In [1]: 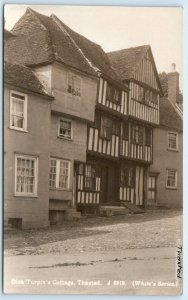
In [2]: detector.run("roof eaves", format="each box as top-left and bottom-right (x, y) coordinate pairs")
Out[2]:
(147, 47), (163, 95)
(4, 80), (54, 100)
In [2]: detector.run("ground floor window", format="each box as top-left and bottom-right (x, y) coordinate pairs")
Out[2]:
(15, 154), (38, 196)
(166, 169), (177, 189)
(84, 164), (96, 190)
(49, 158), (70, 189)
(120, 166), (135, 188)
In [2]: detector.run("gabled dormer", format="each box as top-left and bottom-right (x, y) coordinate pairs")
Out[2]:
(107, 45), (162, 125)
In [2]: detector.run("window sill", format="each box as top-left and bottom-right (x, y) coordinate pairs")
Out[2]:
(67, 92), (81, 98)
(57, 135), (73, 141)
(9, 127), (28, 133)
(14, 194), (38, 198)
(99, 135), (111, 141)
(166, 187), (177, 190)
(132, 143), (143, 146)
(49, 188), (72, 191)
(167, 148), (179, 152)
(106, 98), (121, 105)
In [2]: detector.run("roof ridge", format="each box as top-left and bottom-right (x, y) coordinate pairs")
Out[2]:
(50, 14), (100, 75)
(50, 13), (102, 49)
(107, 45), (150, 55)
(26, 8), (56, 61)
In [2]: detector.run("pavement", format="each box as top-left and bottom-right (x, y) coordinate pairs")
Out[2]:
(3, 208), (183, 295)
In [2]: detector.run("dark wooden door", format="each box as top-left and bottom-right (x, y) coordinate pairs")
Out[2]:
(100, 165), (108, 203)
(147, 175), (157, 204)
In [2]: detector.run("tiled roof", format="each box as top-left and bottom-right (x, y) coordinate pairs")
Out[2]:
(5, 8), (121, 83)
(159, 97), (183, 131)
(4, 61), (52, 97)
(107, 45), (150, 80)
(4, 29), (15, 39)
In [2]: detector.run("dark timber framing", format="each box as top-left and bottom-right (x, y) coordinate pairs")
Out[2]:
(76, 47), (161, 212)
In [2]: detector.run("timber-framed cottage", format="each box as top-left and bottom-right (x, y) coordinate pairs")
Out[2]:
(78, 46), (162, 213)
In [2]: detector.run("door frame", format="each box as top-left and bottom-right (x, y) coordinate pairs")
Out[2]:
(100, 163), (109, 204)
(147, 172), (159, 205)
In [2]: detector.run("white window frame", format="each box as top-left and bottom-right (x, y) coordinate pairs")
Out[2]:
(58, 118), (73, 140)
(167, 131), (178, 151)
(166, 169), (177, 189)
(49, 158), (71, 190)
(15, 154), (38, 197)
(10, 90), (28, 131)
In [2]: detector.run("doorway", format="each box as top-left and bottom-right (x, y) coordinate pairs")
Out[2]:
(147, 175), (157, 205)
(100, 165), (109, 203)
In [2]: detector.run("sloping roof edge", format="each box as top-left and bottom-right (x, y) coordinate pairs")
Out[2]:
(4, 61), (53, 99)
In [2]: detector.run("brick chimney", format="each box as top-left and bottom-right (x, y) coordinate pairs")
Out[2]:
(167, 63), (179, 104)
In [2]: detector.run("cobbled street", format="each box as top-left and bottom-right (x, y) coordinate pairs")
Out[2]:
(4, 208), (183, 295)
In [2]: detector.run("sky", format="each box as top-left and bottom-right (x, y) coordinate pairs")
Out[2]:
(4, 5), (183, 89)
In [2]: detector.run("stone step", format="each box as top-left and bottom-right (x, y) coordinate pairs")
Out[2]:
(4, 224), (18, 234)
(99, 205), (129, 217)
(120, 201), (145, 214)
(66, 209), (82, 220)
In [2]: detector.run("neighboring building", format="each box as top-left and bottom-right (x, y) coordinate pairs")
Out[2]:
(148, 68), (183, 208)
(4, 61), (53, 228)
(4, 8), (99, 225)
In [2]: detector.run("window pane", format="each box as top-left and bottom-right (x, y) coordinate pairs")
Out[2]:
(16, 156), (36, 194)
(11, 94), (25, 129)
(67, 74), (81, 96)
(123, 123), (129, 140)
(85, 164), (95, 189)
(168, 133), (177, 149)
(59, 161), (69, 189)
(146, 128), (152, 145)
(59, 120), (72, 139)
(166, 169), (177, 187)
(101, 116), (112, 139)
(49, 159), (57, 188)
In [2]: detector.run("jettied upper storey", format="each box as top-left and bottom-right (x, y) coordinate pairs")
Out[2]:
(108, 46), (163, 125)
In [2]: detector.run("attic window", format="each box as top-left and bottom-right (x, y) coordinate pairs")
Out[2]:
(67, 74), (81, 96)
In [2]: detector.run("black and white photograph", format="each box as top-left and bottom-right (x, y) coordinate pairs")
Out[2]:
(3, 4), (183, 295)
